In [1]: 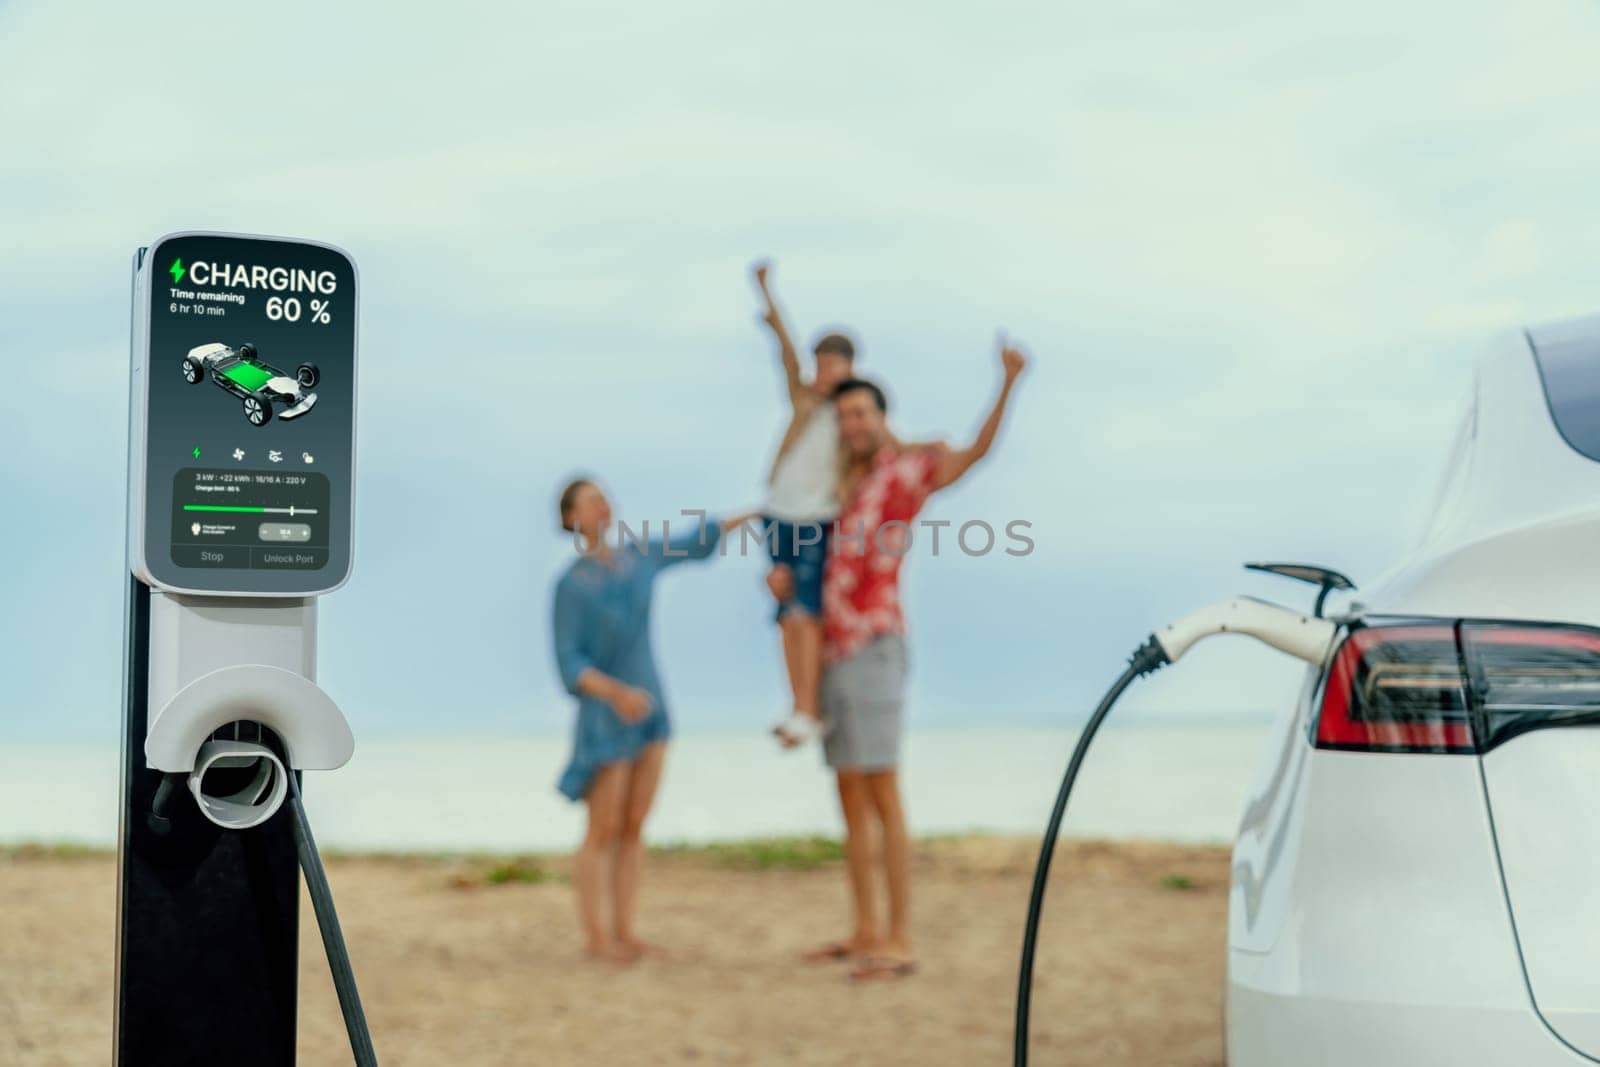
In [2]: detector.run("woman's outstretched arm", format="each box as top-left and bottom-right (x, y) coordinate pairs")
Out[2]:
(651, 511), (761, 567)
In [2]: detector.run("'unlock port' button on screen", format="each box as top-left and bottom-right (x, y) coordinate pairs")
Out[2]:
(257, 549), (329, 569)
(170, 467), (331, 571)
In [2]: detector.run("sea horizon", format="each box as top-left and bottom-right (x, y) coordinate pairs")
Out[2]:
(0, 719), (1277, 853)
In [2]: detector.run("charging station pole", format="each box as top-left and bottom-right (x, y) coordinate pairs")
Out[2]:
(117, 232), (360, 1065)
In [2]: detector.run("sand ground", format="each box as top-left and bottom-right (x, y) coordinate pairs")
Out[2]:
(0, 837), (1228, 1065)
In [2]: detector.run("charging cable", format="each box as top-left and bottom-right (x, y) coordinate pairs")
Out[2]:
(1013, 636), (1168, 1065)
(1013, 597), (1337, 1066)
(288, 771), (380, 1067)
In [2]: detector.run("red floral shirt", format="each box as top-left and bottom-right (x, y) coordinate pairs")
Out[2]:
(823, 445), (940, 663)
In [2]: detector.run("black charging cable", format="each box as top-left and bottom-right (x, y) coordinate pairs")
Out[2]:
(1014, 635), (1169, 1067)
(288, 771), (380, 1067)
(147, 771), (186, 835)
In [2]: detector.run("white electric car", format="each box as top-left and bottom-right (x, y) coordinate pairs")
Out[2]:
(1227, 315), (1600, 1064)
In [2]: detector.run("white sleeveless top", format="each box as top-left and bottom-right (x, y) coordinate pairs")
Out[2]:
(764, 404), (839, 521)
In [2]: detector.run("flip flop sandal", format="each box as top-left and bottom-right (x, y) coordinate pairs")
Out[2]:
(850, 956), (918, 980)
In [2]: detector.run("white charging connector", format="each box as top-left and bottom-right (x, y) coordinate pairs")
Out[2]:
(1154, 595), (1337, 666)
(1015, 591), (1343, 1066)
(188, 740), (289, 831)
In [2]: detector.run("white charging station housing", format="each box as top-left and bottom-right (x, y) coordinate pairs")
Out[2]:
(143, 593), (353, 774)
(125, 231), (359, 823)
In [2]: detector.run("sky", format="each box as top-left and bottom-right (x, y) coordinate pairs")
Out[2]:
(4, 0), (1600, 744)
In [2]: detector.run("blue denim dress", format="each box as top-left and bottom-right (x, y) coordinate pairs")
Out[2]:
(551, 518), (721, 800)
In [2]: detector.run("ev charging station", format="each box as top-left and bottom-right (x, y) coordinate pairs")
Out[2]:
(118, 232), (373, 1065)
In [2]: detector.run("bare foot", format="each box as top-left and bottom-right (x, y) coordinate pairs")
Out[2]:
(616, 938), (668, 961)
(585, 942), (634, 964)
(801, 937), (877, 963)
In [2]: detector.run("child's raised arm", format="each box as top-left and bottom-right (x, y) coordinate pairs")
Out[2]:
(753, 259), (806, 407)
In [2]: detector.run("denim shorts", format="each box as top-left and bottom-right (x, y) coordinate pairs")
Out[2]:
(763, 516), (831, 621)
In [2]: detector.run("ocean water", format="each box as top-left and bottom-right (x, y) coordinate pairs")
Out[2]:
(0, 721), (1275, 853)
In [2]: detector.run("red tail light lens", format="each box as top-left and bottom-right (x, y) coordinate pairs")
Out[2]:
(1316, 625), (1474, 753)
(1318, 621), (1600, 754)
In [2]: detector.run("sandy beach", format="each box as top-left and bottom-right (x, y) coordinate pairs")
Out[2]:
(0, 837), (1227, 1065)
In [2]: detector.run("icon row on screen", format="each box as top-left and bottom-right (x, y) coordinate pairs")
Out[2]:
(197, 446), (316, 465)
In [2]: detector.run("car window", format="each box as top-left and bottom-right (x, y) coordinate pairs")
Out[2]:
(1528, 317), (1600, 462)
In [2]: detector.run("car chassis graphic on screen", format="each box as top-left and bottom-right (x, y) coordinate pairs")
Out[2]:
(181, 341), (319, 427)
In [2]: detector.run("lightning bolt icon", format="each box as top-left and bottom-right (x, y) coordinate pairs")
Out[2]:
(169, 259), (185, 284)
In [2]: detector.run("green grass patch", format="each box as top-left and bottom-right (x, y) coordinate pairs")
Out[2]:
(447, 856), (555, 890)
(1160, 873), (1196, 891)
(656, 836), (845, 870)
(484, 859), (550, 885)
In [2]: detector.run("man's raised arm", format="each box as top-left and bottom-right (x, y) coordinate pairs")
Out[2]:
(753, 259), (806, 406)
(932, 337), (1028, 490)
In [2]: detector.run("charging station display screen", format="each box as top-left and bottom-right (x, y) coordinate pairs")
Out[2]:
(139, 233), (357, 594)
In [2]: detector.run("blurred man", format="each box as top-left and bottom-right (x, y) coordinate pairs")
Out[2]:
(777, 340), (1028, 979)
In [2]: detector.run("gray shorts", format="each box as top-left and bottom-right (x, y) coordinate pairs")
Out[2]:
(821, 634), (908, 770)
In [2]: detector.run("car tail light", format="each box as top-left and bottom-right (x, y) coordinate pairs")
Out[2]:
(1459, 623), (1600, 750)
(1317, 622), (1600, 754)
(1316, 625), (1473, 753)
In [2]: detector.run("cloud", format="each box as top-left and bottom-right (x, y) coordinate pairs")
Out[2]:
(4, 0), (1600, 738)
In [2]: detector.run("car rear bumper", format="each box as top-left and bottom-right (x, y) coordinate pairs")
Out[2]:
(1228, 973), (1593, 1066)
(1227, 746), (1597, 1066)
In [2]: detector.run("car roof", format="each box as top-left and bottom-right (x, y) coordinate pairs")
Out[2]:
(1361, 316), (1600, 623)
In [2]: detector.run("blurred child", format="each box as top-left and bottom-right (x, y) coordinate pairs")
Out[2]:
(751, 261), (854, 747)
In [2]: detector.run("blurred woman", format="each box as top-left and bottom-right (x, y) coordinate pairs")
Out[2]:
(552, 478), (753, 961)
